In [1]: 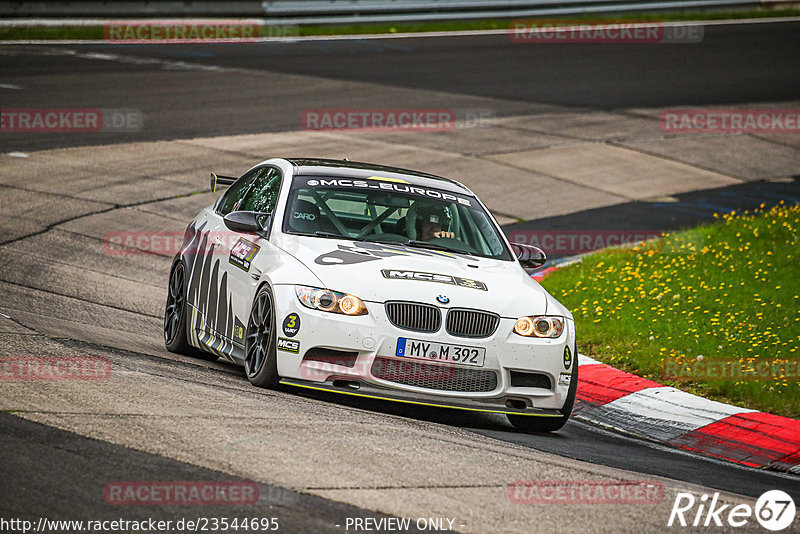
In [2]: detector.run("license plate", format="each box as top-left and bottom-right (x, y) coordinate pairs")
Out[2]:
(395, 338), (485, 367)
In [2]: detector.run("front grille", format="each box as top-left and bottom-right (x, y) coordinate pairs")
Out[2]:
(445, 309), (500, 338)
(385, 302), (441, 333)
(371, 357), (498, 392)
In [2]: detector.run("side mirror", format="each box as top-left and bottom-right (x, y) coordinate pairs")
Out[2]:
(511, 242), (547, 270)
(223, 211), (271, 236)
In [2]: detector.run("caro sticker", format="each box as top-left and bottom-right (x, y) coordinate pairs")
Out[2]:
(282, 313), (301, 337)
(229, 237), (260, 272)
(277, 338), (300, 354)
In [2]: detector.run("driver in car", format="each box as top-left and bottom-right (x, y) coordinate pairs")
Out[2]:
(408, 201), (456, 241)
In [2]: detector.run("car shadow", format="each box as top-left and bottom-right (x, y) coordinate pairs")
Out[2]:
(286, 385), (570, 437)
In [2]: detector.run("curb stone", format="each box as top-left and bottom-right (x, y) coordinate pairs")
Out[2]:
(575, 354), (800, 474)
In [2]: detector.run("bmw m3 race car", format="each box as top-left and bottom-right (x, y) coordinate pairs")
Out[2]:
(164, 158), (577, 432)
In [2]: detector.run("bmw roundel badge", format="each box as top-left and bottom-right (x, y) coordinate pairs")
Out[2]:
(436, 295), (450, 304)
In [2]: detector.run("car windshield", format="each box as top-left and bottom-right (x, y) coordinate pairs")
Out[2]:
(282, 175), (513, 260)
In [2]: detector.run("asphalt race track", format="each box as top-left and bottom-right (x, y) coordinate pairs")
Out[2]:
(2, 20), (799, 151)
(1, 19), (799, 533)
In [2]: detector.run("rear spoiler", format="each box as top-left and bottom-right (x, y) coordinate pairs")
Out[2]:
(210, 172), (237, 193)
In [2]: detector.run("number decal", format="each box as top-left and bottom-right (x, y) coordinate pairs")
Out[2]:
(282, 313), (301, 337)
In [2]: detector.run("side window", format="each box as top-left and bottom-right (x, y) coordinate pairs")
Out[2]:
(239, 168), (282, 213)
(217, 168), (261, 216)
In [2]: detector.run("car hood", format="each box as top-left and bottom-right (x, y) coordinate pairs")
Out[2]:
(278, 237), (549, 318)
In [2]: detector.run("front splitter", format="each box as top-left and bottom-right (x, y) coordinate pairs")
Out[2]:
(280, 378), (563, 417)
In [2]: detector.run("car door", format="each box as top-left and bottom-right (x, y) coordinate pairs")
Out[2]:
(213, 166), (284, 361)
(185, 167), (264, 359)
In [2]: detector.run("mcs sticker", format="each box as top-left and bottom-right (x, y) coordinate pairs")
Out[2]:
(229, 238), (260, 272)
(277, 338), (300, 354)
(381, 269), (487, 291)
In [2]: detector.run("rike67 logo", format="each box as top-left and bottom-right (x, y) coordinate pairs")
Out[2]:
(668, 490), (795, 531)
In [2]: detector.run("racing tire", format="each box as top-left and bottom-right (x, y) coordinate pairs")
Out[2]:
(164, 259), (218, 361)
(507, 352), (578, 433)
(244, 284), (280, 388)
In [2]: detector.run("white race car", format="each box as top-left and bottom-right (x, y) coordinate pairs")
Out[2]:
(164, 158), (577, 432)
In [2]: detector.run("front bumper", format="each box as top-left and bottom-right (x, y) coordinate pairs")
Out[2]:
(272, 284), (576, 413)
(280, 378), (564, 417)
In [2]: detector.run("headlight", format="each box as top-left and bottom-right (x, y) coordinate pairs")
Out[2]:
(514, 316), (564, 338)
(295, 286), (368, 316)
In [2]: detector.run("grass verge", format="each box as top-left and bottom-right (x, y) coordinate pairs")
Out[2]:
(1, 8), (799, 40)
(541, 202), (800, 418)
